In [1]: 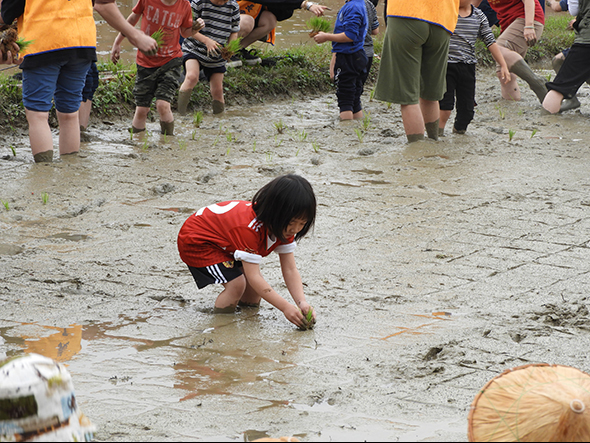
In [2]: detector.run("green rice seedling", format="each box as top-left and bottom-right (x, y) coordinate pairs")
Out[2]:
(369, 89), (375, 101)
(178, 139), (187, 150)
(151, 28), (166, 47)
(212, 135), (220, 147)
(311, 142), (319, 152)
(362, 112), (371, 131)
(274, 119), (286, 134)
(41, 192), (48, 205)
(387, 102), (392, 110)
(220, 37), (242, 61)
(306, 17), (331, 36)
(508, 129), (516, 141)
(306, 307), (314, 323)
(9, 145), (16, 156)
(226, 146), (231, 155)
(496, 104), (505, 119)
(193, 111), (203, 128)
(1, 200), (9, 211)
(16, 37), (34, 52)
(191, 129), (197, 140)
(531, 128), (538, 138)
(266, 151), (273, 163)
(252, 140), (257, 152)
(354, 128), (364, 143)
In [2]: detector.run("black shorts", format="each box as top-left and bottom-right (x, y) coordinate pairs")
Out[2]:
(188, 260), (243, 289)
(546, 43), (590, 99)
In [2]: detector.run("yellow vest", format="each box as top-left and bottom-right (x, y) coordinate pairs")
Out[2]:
(386, 0), (460, 34)
(17, 0), (96, 57)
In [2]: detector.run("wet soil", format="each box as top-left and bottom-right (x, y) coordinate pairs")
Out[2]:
(2, 67), (590, 442)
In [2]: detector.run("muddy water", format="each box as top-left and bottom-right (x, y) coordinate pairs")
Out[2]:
(2, 70), (590, 442)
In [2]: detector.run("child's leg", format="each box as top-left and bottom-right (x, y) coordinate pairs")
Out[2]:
(25, 110), (54, 159)
(56, 111), (81, 156)
(453, 64), (476, 133)
(439, 63), (458, 134)
(209, 73), (224, 103)
(420, 98), (440, 140)
(156, 100), (175, 135)
(238, 278), (262, 307)
(178, 59), (200, 115)
(131, 106), (150, 132)
(214, 276), (247, 310)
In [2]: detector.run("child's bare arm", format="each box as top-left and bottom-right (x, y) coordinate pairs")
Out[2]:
(488, 42), (511, 84)
(181, 18), (205, 38)
(279, 253), (315, 321)
(242, 261), (306, 328)
(228, 32), (239, 43)
(313, 31), (352, 44)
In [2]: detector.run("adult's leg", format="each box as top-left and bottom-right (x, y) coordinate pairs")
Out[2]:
(239, 11), (276, 48)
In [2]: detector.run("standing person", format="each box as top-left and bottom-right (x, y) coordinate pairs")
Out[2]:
(177, 0), (241, 116)
(439, 0), (511, 135)
(361, 0), (380, 88)
(474, 0), (547, 103)
(177, 174), (317, 329)
(373, 0), (461, 143)
(111, 0), (205, 136)
(313, 0), (368, 120)
(0, 0), (158, 163)
(542, 0), (590, 113)
(237, 0), (330, 64)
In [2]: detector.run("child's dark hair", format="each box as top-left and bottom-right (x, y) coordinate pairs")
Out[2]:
(252, 174), (316, 243)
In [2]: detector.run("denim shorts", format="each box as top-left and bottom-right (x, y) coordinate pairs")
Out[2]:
(22, 58), (92, 113)
(82, 61), (99, 102)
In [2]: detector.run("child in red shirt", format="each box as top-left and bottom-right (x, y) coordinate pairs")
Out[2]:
(111, 0), (204, 136)
(178, 174), (317, 329)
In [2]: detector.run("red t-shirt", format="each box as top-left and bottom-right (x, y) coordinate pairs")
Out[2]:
(133, 0), (193, 68)
(177, 200), (296, 268)
(487, 0), (545, 32)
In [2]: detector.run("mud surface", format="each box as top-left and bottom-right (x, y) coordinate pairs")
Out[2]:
(2, 68), (590, 442)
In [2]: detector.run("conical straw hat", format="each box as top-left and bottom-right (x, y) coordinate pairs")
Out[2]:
(468, 363), (590, 442)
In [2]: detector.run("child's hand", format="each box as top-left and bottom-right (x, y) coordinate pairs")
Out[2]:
(0, 42), (21, 65)
(313, 32), (329, 44)
(193, 18), (205, 33)
(282, 303), (306, 329)
(205, 37), (220, 56)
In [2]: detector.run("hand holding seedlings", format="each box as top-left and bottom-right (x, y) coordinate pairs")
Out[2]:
(0, 25), (31, 64)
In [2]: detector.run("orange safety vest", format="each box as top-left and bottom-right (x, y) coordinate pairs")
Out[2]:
(237, 1), (276, 45)
(17, 0), (96, 57)
(386, 0), (460, 34)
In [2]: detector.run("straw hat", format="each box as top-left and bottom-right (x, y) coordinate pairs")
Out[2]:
(468, 363), (590, 442)
(0, 353), (95, 442)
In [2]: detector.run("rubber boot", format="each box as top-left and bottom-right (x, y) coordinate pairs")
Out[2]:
(438, 127), (445, 137)
(510, 59), (548, 103)
(560, 96), (581, 112)
(129, 126), (145, 135)
(425, 120), (439, 140)
(33, 150), (54, 163)
(212, 100), (225, 114)
(452, 127), (466, 134)
(177, 90), (191, 116)
(160, 120), (174, 136)
(406, 133), (424, 143)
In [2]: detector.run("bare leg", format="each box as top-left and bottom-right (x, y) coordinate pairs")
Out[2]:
(26, 109), (53, 156)
(542, 90), (563, 114)
(353, 110), (363, 120)
(131, 106), (150, 131)
(340, 110), (353, 120)
(56, 110), (81, 155)
(238, 278), (262, 307)
(79, 100), (92, 130)
(214, 276), (247, 309)
(239, 11), (276, 48)
(439, 110), (452, 131)
(400, 103), (424, 141)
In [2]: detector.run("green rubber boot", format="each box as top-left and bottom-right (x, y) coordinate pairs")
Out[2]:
(212, 100), (225, 114)
(425, 120), (439, 141)
(406, 133), (425, 143)
(160, 120), (174, 136)
(177, 90), (192, 116)
(33, 150), (54, 163)
(510, 59), (548, 103)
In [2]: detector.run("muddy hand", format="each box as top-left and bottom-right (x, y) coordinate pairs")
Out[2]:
(524, 28), (537, 47)
(193, 18), (205, 32)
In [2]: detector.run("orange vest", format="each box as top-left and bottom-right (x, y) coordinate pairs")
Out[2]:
(386, 0), (460, 34)
(237, 1), (276, 45)
(17, 0), (96, 57)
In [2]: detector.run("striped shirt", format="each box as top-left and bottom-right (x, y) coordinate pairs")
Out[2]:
(182, 0), (241, 68)
(448, 5), (496, 65)
(363, 0), (380, 58)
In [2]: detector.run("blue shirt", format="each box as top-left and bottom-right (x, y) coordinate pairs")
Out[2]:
(332, 0), (368, 54)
